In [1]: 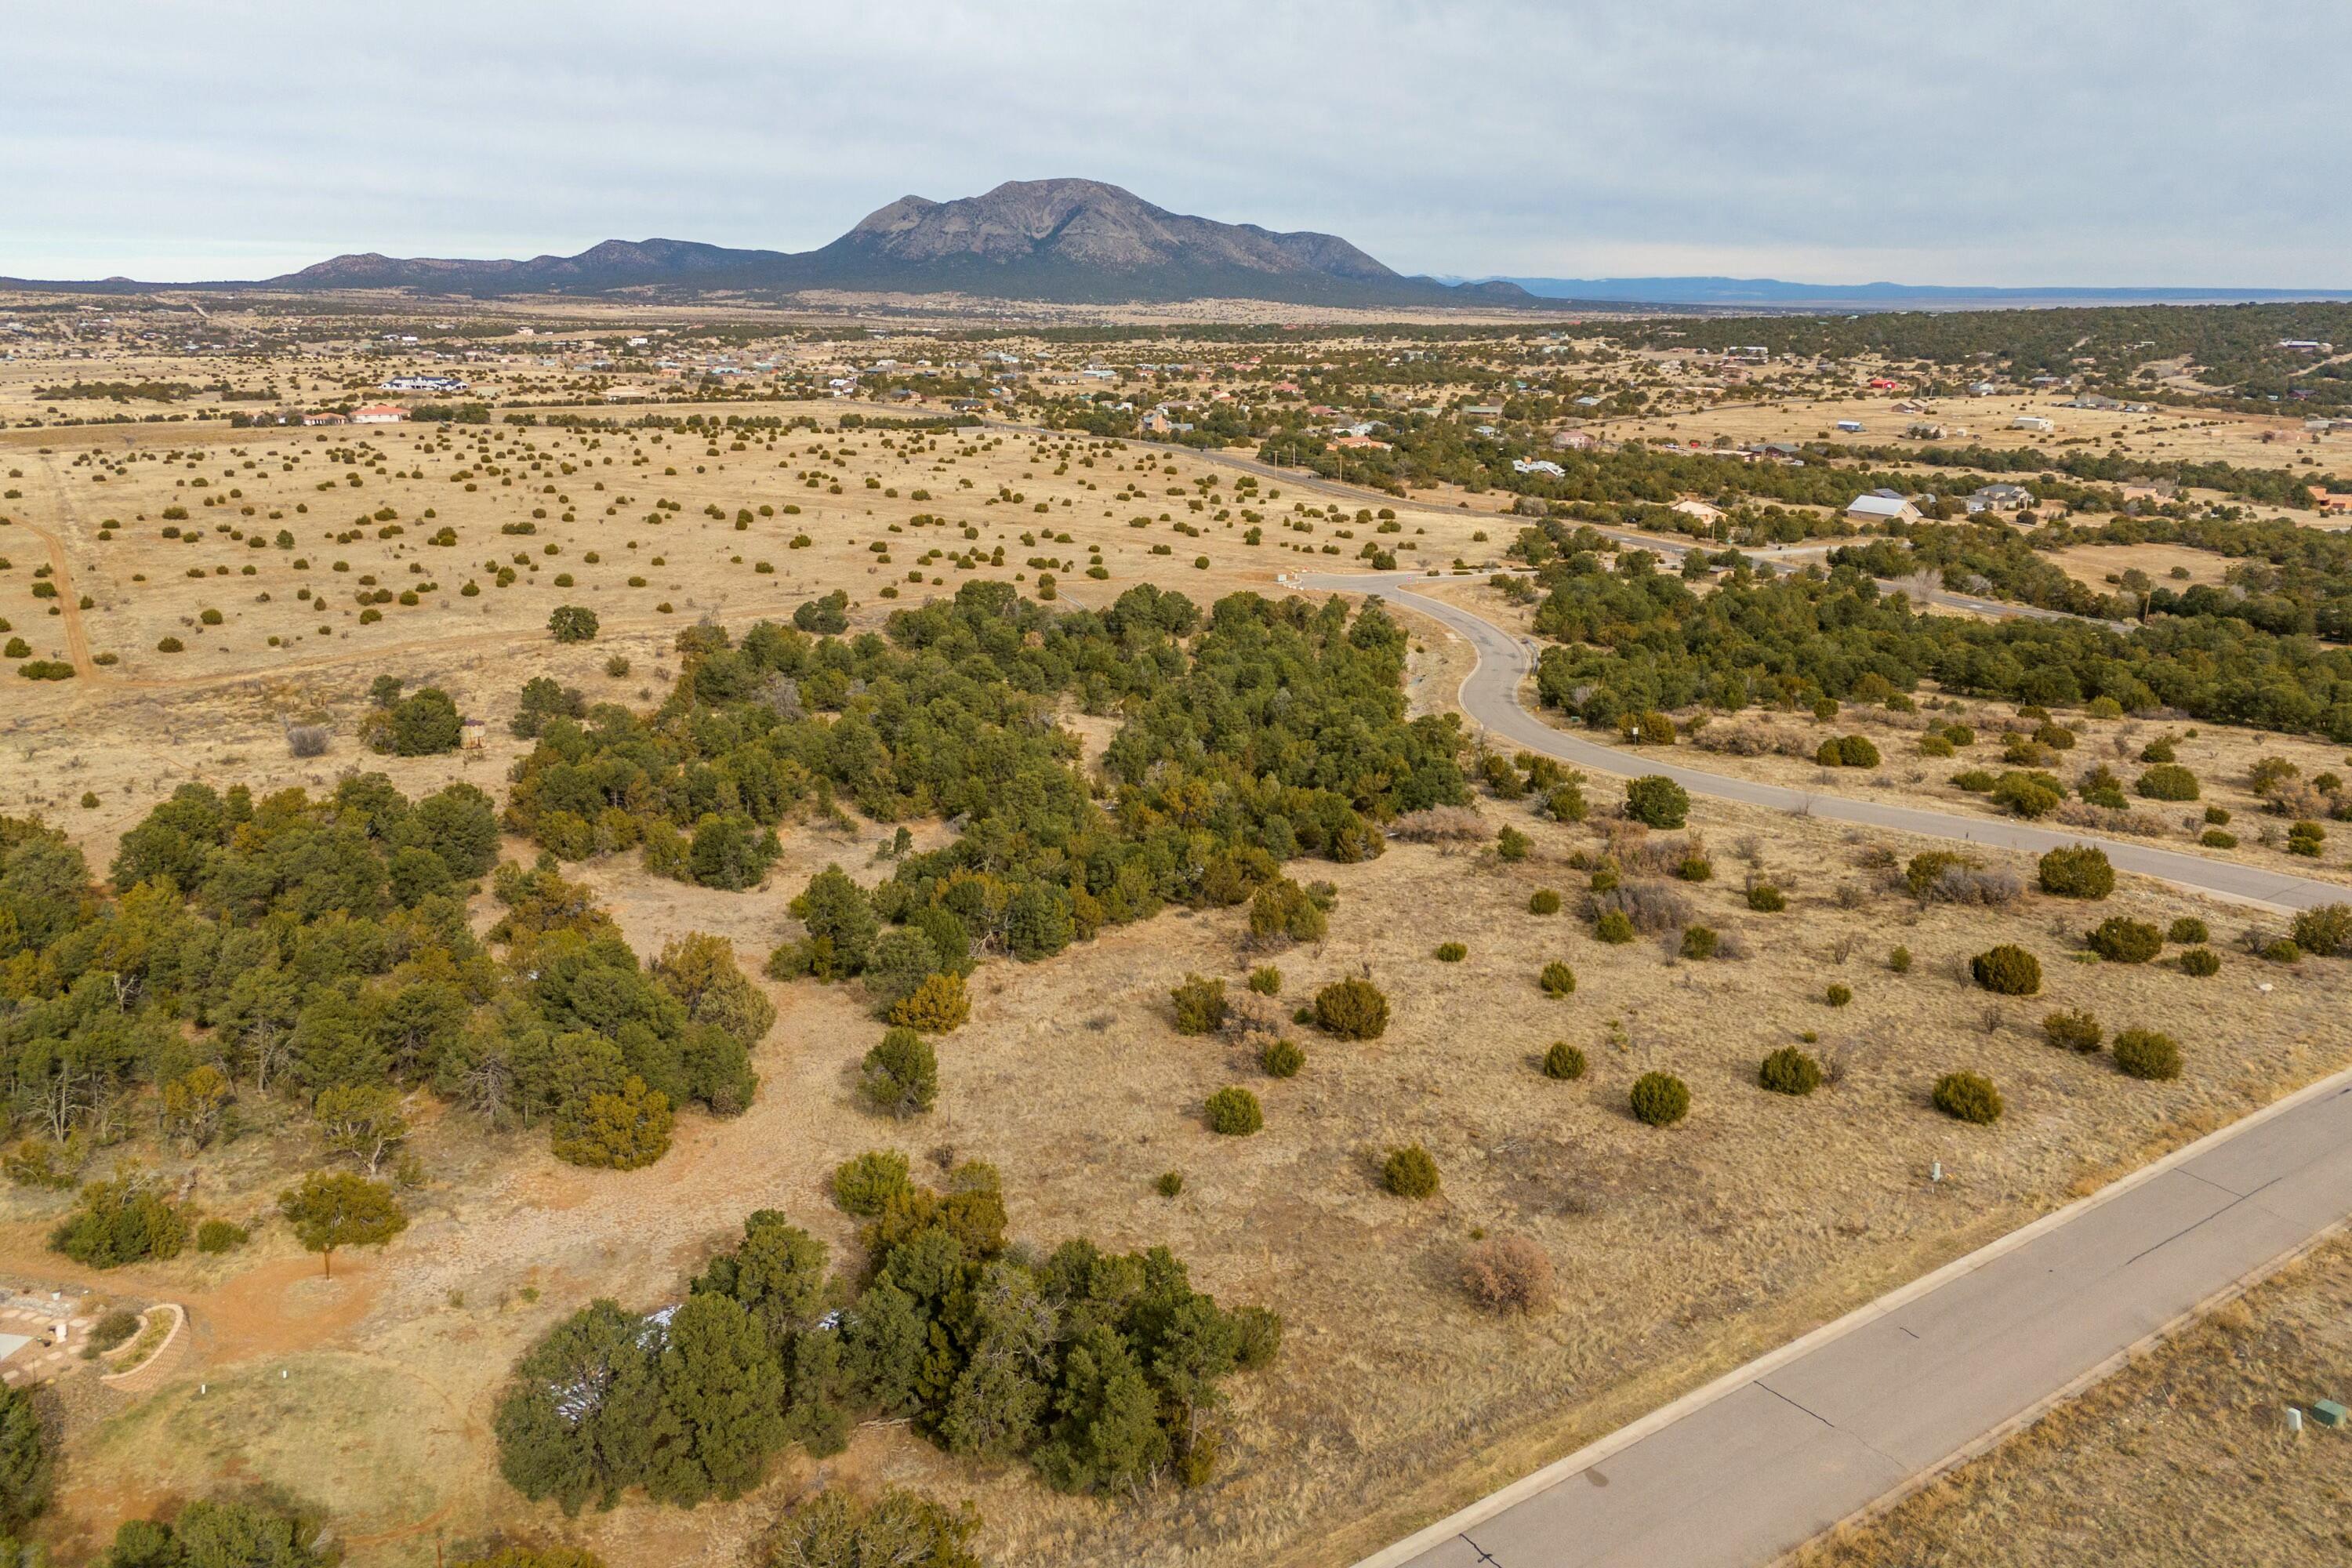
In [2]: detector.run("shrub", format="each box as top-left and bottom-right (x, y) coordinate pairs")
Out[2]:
(1823, 983), (1853, 1007)
(1889, 944), (1913, 973)
(286, 723), (330, 758)
(1617, 709), (1676, 745)
(2291, 903), (2352, 956)
(832, 1149), (913, 1216)
(1248, 878), (1328, 946)
(1382, 1145), (1440, 1198)
(1538, 960), (1577, 996)
(1745, 882), (1787, 913)
(2287, 820), (2325, 858)
(1594, 909), (1635, 943)
(887, 971), (969, 1033)
(1156, 1170), (1185, 1198)
(1260, 1038), (1305, 1078)
(1205, 1087), (1263, 1136)
(89, 1309), (142, 1356)
(547, 604), (599, 643)
(1313, 978), (1390, 1039)
(50, 1176), (187, 1268)
(2085, 916), (2163, 964)
(860, 1027), (938, 1118)
(1629, 1072), (1690, 1127)
(2200, 828), (2238, 848)
(1624, 775), (1690, 829)
(2178, 946), (2221, 976)
(1541, 1040), (1587, 1080)
(2112, 1029), (2183, 1081)
(1529, 888), (1562, 915)
(1951, 768), (1997, 792)
(1918, 733), (1955, 757)
(2042, 1009), (2103, 1053)
(1170, 975), (1229, 1035)
(1815, 735), (1882, 768)
(1246, 965), (1282, 995)
(1970, 945), (2042, 995)
(1758, 1047), (1822, 1096)
(2263, 938), (2303, 964)
(1933, 1072), (2004, 1123)
(1679, 925), (1718, 960)
(550, 1076), (672, 1170)
(1545, 781), (1588, 822)
(196, 1218), (249, 1254)
(2037, 844), (2114, 899)
(1461, 1235), (1555, 1313)
(1435, 942), (1468, 963)
(1991, 771), (2063, 818)
(1495, 826), (1530, 862)
(2136, 764), (2200, 800)
(1676, 853), (1714, 882)
(2167, 916), (2209, 945)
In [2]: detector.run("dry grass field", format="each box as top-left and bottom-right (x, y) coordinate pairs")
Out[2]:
(1793, 1230), (2352, 1567)
(4, 307), (2349, 1567)
(1602, 388), (2345, 481)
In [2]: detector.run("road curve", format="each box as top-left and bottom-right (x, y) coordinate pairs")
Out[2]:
(1298, 569), (2342, 913)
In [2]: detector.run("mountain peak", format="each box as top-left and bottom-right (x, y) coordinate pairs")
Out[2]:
(226, 180), (1530, 307)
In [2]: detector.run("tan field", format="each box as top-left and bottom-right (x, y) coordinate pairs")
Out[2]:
(1793, 1230), (2352, 1567)
(1599, 387), (2345, 484)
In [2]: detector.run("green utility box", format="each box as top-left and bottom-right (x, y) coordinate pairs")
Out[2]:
(2313, 1399), (2348, 1428)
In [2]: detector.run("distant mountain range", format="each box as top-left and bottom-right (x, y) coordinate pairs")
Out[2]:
(9, 180), (1535, 309)
(1470, 276), (2352, 309)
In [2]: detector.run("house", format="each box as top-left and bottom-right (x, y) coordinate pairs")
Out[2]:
(1573, 394), (1603, 408)
(2010, 415), (2055, 433)
(2308, 488), (2351, 515)
(301, 410), (346, 426)
(1461, 404), (1504, 420)
(1552, 429), (1598, 450)
(1969, 483), (2035, 510)
(1967, 381), (2000, 396)
(1844, 493), (1919, 524)
(1332, 434), (1390, 451)
(1835, 419), (1865, 434)
(1670, 498), (1724, 525)
(1867, 377), (1899, 390)
(1512, 458), (1565, 477)
(1906, 423), (1949, 441)
(381, 374), (467, 393)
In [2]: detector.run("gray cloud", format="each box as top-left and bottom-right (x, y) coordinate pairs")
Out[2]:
(5, 1), (2347, 285)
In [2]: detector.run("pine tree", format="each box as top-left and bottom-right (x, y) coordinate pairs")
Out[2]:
(648, 1293), (786, 1504)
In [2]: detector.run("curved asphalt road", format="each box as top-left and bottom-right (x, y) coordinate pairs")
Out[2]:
(1300, 569), (2341, 913)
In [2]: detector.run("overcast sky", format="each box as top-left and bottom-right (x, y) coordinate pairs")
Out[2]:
(6, 1), (2347, 286)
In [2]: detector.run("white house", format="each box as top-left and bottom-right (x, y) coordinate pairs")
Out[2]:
(1844, 493), (1918, 524)
(1835, 419), (1865, 434)
(2011, 415), (2055, 433)
(350, 404), (408, 424)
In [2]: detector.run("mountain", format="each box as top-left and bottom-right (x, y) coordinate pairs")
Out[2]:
(786, 179), (1453, 303)
(275, 237), (780, 293)
(25, 180), (1533, 308)
(1476, 275), (2352, 310)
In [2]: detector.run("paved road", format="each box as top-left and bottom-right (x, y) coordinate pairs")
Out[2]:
(1300, 570), (2342, 913)
(1357, 1065), (2352, 1568)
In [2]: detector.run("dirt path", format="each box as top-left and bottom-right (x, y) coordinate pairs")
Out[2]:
(20, 456), (95, 675)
